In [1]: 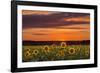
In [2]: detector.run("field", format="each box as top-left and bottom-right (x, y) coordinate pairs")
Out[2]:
(22, 42), (90, 62)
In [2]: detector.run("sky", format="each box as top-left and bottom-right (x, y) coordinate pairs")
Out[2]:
(22, 10), (90, 41)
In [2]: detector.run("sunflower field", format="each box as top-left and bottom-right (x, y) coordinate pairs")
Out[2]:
(22, 42), (90, 62)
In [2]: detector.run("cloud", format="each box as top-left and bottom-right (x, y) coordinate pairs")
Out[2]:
(23, 31), (49, 35)
(31, 33), (48, 35)
(54, 27), (88, 29)
(63, 16), (90, 22)
(22, 11), (90, 29)
(22, 10), (58, 15)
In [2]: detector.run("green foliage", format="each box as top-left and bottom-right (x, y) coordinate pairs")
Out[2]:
(22, 45), (90, 62)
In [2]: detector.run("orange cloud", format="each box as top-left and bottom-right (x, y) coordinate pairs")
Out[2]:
(64, 16), (90, 22)
(22, 24), (90, 41)
(22, 10), (55, 15)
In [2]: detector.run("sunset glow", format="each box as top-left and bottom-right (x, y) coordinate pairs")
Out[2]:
(22, 10), (90, 41)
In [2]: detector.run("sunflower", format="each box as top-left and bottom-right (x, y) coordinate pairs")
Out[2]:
(56, 53), (61, 57)
(60, 42), (66, 48)
(24, 48), (30, 52)
(75, 48), (80, 52)
(23, 51), (32, 61)
(84, 47), (90, 56)
(31, 50), (39, 56)
(56, 50), (65, 57)
(85, 50), (89, 56)
(24, 51), (31, 57)
(43, 45), (50, 54)
(68, 48), (76, 55)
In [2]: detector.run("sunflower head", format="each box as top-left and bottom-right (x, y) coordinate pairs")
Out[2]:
(75, 48), (80, 52)
(85, 50), (90, 56)
(60, 42), (66, 48)
(84, 47), (90, 57)
(24, 48), (30, 52)
(31, 50), (39, 56)
(23, 51), (32, 61)
(68, 48), (76, 55)
(43, 45), (50, 54)
(56, 50), (65, 57)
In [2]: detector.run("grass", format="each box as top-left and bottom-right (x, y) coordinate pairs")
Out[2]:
(22, 44), (90, 62)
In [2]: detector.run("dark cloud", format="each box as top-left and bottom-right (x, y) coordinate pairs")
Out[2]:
(23, 32), (48, 35)
(31, 33), (48, 35)
(54, 27), (88, 29)
(22, 11), (90, 29)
